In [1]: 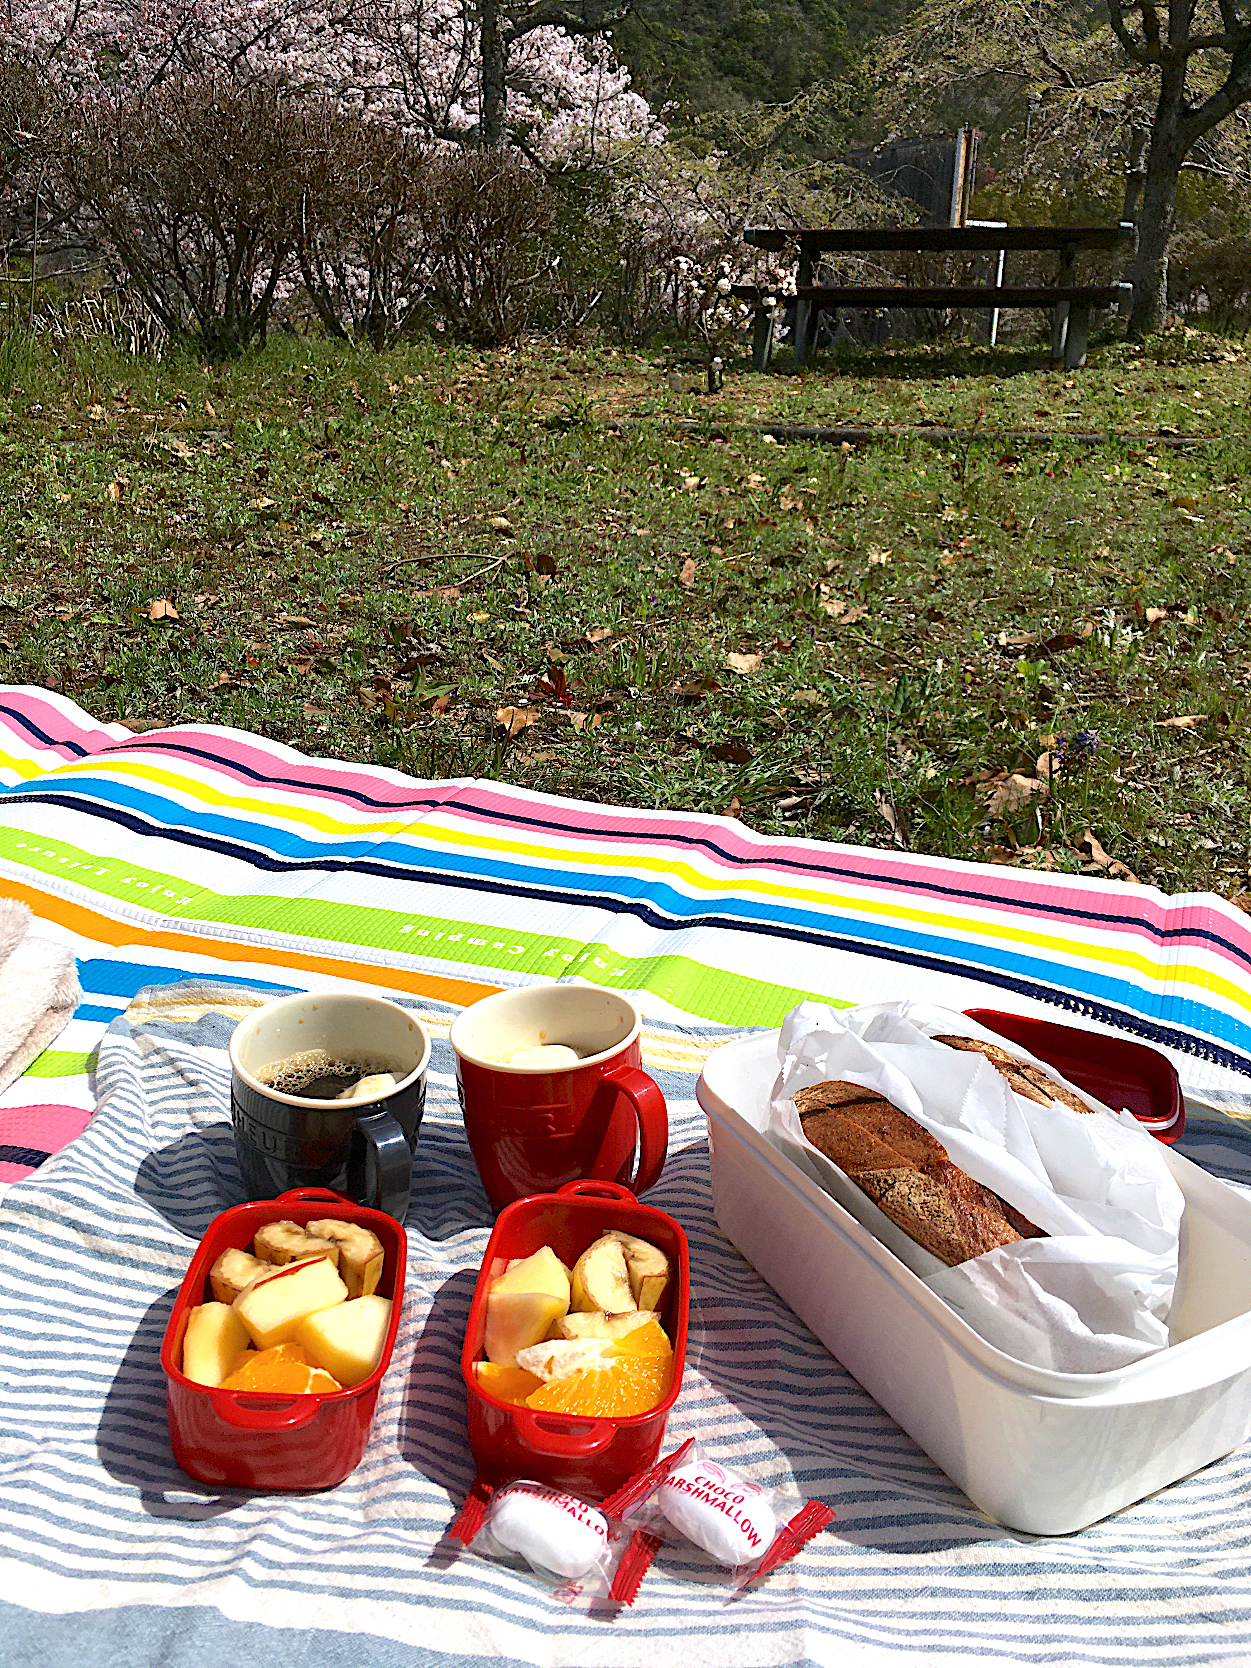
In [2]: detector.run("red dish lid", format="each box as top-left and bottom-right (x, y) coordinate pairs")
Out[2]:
(962, 1009), (1184, 1143)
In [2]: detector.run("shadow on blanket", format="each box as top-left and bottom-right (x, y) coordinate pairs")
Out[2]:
(96, 1289), (249, 1520)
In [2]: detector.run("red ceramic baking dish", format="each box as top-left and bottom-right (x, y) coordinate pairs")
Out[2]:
(461, 1179), (689, 1499)
(161, 1186), (406, 1490)
(964, 1008), (1185, 1143)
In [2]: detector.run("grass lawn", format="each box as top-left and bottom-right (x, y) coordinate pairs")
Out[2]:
(2, 323), (1250, 899)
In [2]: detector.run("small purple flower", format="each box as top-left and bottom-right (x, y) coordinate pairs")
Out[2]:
(1057, 731), (1098, 772)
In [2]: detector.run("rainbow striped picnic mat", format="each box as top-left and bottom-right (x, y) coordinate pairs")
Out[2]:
(6, 685), (1251, 1668)
(2, 684), (1251, 1185)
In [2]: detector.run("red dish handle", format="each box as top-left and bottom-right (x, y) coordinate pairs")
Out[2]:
(275, 1187), (354, 1204)
(556, 1180), (635, 1202)
(601, 1064), (667, 1195)
(211, 1393), (323, 1431)
(510, 1409), (616, 1456)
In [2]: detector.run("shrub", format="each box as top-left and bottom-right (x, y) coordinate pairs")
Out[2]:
(64, 78), (301, 357)
(290, 104), (432, 351)
(412, 148), (557, 346)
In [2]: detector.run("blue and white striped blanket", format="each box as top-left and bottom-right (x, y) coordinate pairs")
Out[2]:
(5, 983), (1251, 1668)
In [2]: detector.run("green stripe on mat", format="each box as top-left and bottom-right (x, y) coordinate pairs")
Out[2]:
(23, 1050), (98, 1078)
(1, 829), (852, 1026)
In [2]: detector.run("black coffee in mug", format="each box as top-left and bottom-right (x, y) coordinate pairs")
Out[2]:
(228, 995), (431, 1221)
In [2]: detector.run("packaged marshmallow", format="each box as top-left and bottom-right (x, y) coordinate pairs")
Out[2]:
(606, 1440), (834, 1592)
(449, 1476), (656, 1605)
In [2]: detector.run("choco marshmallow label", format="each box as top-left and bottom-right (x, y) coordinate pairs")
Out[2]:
(656, 1461), (778, 1566)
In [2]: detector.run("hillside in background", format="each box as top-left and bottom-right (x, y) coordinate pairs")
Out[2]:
(610, 0), (911, 115)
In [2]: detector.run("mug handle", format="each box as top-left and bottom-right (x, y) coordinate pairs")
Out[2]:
(356, 1107), (412, 1222)
(601, 1064), (667, 1195)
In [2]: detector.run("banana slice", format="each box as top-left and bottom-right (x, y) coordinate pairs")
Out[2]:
(209, 1246), (269, 1304)
(307, 1219), (386, 1299)
(253, 1220), (341, 1271)
(604, 1230), (671, 1312)
(569, 1235), (636, 1314)
(555, 1309), (661, 1341)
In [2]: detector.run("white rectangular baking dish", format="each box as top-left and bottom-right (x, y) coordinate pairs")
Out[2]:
(697, 1030), (1251, 1535)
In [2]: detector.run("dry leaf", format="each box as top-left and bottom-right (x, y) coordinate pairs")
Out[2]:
(107, 478), (127, 504)
(679, 557), (697, 588)
(277, 613), (314, 628)
(822, 596), (847, 619)
(681, 473), (701, 491)
(216, 671), (236, 687)
(778, 485), (801, 512)
(710, 741), (752, 763)
(834, 604), (868, 627)
(489, 515), (514, 533)
(586, 626), (612, 643)
(302, 701), (328, 717)
(568, 711), (588, 731)
(88, 404), (105, 420)
(147, 598), (179, 621)
(874, 787), (906, 848)
(205, 399), (217, 418)
(792, 689), (827, 706)
(1145, 606), (1169, 625)
(496, 705), (537, 737)
(724, 795), (743, 819)
(415, 584), (461, 602)
(1035, 751), (1060, 781)
(746, 473), (766, 490)
(1157, 714), (1202, 728)
(987, 774), (1046, 818)
(725, 651), (762, 674)
(1078, 829), (1139, 884)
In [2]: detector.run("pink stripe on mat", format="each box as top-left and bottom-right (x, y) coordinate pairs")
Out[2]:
(0, 1104), (93, 1151)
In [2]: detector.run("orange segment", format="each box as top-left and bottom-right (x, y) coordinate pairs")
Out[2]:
(524, 1327), (673, 1418)
(476, 1363), (545, 1405)
(219, 1342), (343, 1394)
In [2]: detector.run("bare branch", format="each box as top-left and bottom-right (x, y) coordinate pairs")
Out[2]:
(1108, 2), (1153, 64)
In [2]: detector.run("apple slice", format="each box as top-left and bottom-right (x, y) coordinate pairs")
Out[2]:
(296, 1296), (392, 1386)
(233, 1256), (348, 1350)
(182, 1302), (251, 1387)
(484, 1246), (572, 1368)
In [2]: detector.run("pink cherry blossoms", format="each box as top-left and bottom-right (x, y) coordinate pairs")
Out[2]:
(0, 0), (656, 159)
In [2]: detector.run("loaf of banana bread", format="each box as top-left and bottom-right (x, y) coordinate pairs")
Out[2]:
(794, 1079), (1045, 1267)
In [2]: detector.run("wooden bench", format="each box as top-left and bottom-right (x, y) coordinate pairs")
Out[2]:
(739, 223), (1135, 371)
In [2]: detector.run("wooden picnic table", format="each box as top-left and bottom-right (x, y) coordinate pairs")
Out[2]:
(740, 222), (1135, 370)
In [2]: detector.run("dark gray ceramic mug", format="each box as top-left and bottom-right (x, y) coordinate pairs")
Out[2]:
(228, 992), (431, 1221)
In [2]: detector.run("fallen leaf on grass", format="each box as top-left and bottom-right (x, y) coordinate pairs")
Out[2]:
(1157, 714), (1203, 729)
(725, 651), (761, 674)
(147, 598), (179, 621)
(277, 613), (315, 628)
(778, 485), (802, 512)
(821, 595), (846, 619)
(415, 585), (461, 603)
(746, 473), (766, 490)
(107, 478), (127, 504)
(532, 554), (558, 576)
(1144, 607), (1169, 625)
(430, 693), (453, 715)
(488, 515), (514, 533)
(1077, 829), (1139, 884)
(586, 626), (612, 644)
(679, 557), (697, 588)
(709, 741), (752, 763)
(792, 689), (827, 706)
(874, 787), (906, 848)
(834, 605), (868, 627)
(986, 774), (1047, 818)
(724, 795), (743, 819)
(496, 706), (537, 737)
(681, 473), (702, 491)
(302, 702), (328, 718)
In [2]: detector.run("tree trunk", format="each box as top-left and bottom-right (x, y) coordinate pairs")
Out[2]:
(1128, 96), (1185, 337)
(479, 0), (507, 145)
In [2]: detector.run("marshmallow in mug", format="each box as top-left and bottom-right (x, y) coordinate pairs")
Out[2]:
(656, 1460), (778, 1566)
(487, 1481), (610, 1579)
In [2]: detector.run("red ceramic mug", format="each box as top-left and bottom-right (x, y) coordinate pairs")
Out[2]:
(449, 985), (667, 1211)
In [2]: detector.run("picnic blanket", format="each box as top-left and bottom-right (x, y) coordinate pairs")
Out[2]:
(5, 687), (1251, 1666)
